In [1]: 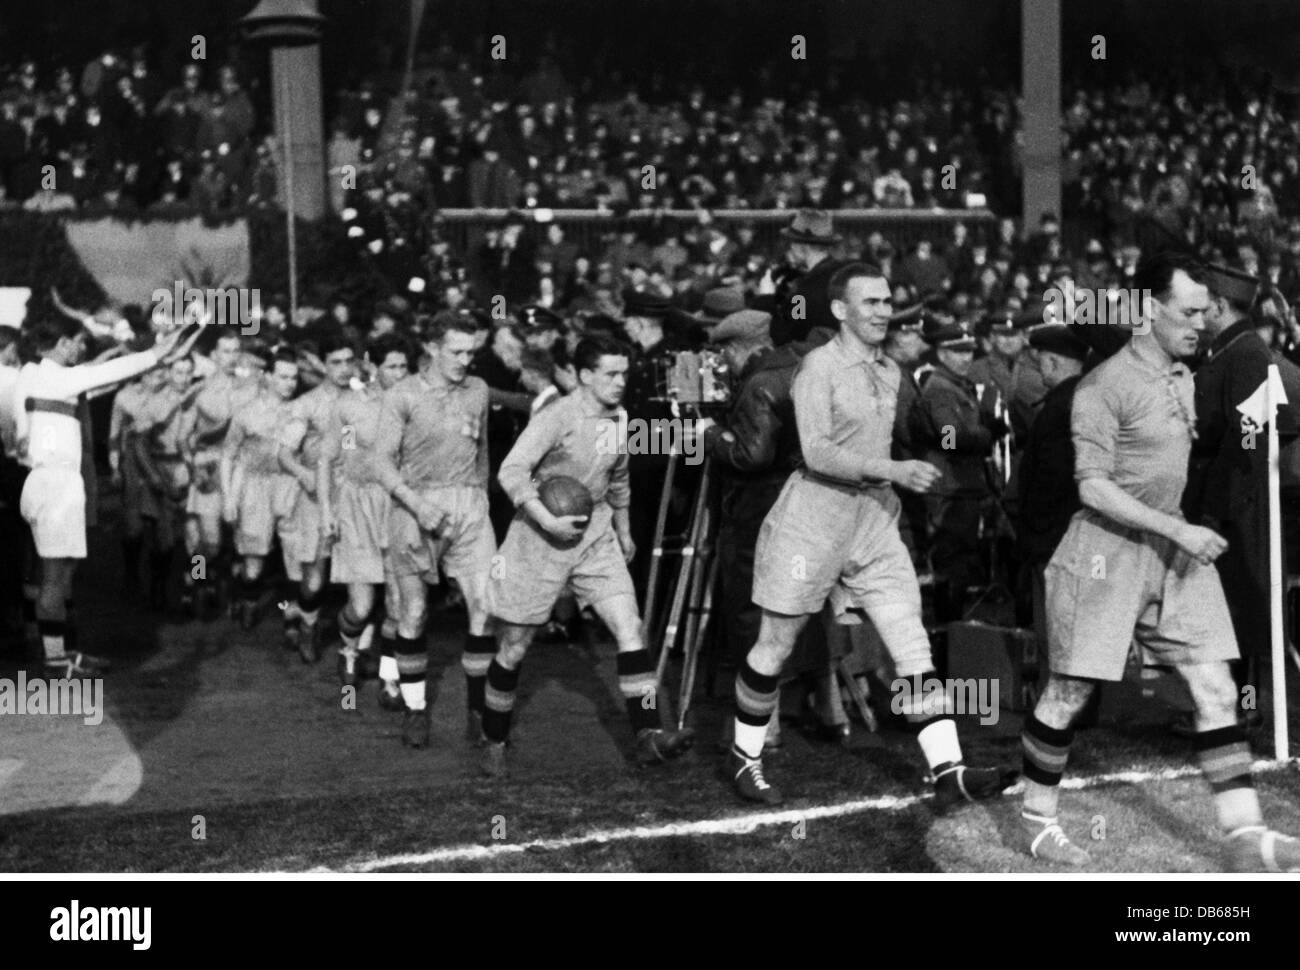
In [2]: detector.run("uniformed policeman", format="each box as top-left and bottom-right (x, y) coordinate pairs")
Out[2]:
(1019, 251), (1300, 871)
(1184, 264), (1279, 728)
(912, 320), (1007, 623)
(882, 305), (930, 570)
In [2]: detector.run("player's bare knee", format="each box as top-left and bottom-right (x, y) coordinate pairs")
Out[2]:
(1036, 674), (1095, 729)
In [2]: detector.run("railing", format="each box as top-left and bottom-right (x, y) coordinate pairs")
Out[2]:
(432, 208), (997, 258)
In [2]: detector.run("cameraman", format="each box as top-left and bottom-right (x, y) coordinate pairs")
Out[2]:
(620, 288), (695, 588)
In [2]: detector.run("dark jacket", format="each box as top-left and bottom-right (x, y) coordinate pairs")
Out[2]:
(771, 257), (850, 346)
(1017, 374), (1081, 563)
(912, 363), (998, 496)
(706, 328), (834, 482)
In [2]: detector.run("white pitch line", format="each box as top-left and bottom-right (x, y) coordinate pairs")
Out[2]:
(342, 758), (1298, 872)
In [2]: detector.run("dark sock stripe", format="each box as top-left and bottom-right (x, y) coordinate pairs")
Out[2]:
(1194, 725), (1246, 752)
(338, 607), (366, 637)
(1025, 713), (1076, 748)
(37, 619), (66, 638)
(482, 660), (521, 742)
(738, 660), (778, 695)
(1023, 762), (1064, 787)
(298, 588), (324, 613)
(380, 635), (395, 658)
(21, 598), (36, 622)
(395, 635), (427, 682)
(616, 649), (655, 676)
(1209, 775), (1255, 795)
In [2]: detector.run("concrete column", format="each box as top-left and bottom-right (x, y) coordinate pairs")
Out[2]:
(270, 43), (326, 221)
(1021, 0), (1061, 226)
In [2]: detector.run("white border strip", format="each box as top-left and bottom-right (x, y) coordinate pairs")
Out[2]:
(341, 759), (1298, 872)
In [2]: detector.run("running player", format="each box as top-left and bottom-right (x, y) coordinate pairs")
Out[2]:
(221, 346), (306, 635)
(1019, 251), (1300, 871)
(279, 335), (357, 662)
(372, 312), (498, 749)
(481, 333), (696, 778)
(729, 262), (1016, 807)
(183, 331), (259, 618)
(318, 331), (414, 691)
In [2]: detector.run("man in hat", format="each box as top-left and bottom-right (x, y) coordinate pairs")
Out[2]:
(912, 320), (1007, 622)
(620, 287), (691, 588)
(516, 303), (565, 354)
(727, 262), (1016, 807)
(1183, 264), (1279, 729)
(1016, 324), (1089, 652)
(1019, 250), (1300, 870)
(770, 209), (847, 346)
(699, 311), (783, 657)
(968, 308), (1024, 412)
(691, 287), (747, 329)
(883, 306), (931, 568)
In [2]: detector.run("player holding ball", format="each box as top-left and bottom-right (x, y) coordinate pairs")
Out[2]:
(482, 334), (696, 778)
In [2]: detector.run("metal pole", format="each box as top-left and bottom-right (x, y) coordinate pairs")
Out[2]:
(281, 69), (298, 323)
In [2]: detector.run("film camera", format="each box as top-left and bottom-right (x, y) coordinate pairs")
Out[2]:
(649, 349), (732, 411)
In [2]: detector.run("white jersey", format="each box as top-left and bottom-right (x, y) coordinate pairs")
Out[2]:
(13, 351), (158, 470)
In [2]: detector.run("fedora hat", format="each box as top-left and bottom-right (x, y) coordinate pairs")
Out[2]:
(779, 208), (842, 245)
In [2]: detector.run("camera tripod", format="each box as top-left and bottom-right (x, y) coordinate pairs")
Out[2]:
(643, 449), (718, 730)
(641, 449), (882, 733)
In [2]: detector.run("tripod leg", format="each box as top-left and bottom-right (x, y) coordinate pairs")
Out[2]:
(838, 657), (877, 733)
(641, 450), (678, 630)
(654, 458), (712, 686)
(678, 547), (719, 729)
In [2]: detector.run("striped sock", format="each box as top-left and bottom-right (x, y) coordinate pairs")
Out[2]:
(338, 604), (366, 655)
(1022, 714), (1075, 818)
(1195, 725), (1263, 833)
(617, 648), (659, 734)
(298, 588), (324, 629)
(38, 619), (66, 662)
(734, 660), (779, 759)
(396, 633), (428, 711)
(482, 659), (521, 743)
(461, 634), (496, 715)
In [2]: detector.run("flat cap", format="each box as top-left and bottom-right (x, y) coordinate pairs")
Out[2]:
(696, 286), (747, 321)
(710, 309), (771, 345)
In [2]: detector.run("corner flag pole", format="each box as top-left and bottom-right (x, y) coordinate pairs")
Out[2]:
(1267, 364), (1288, 761)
